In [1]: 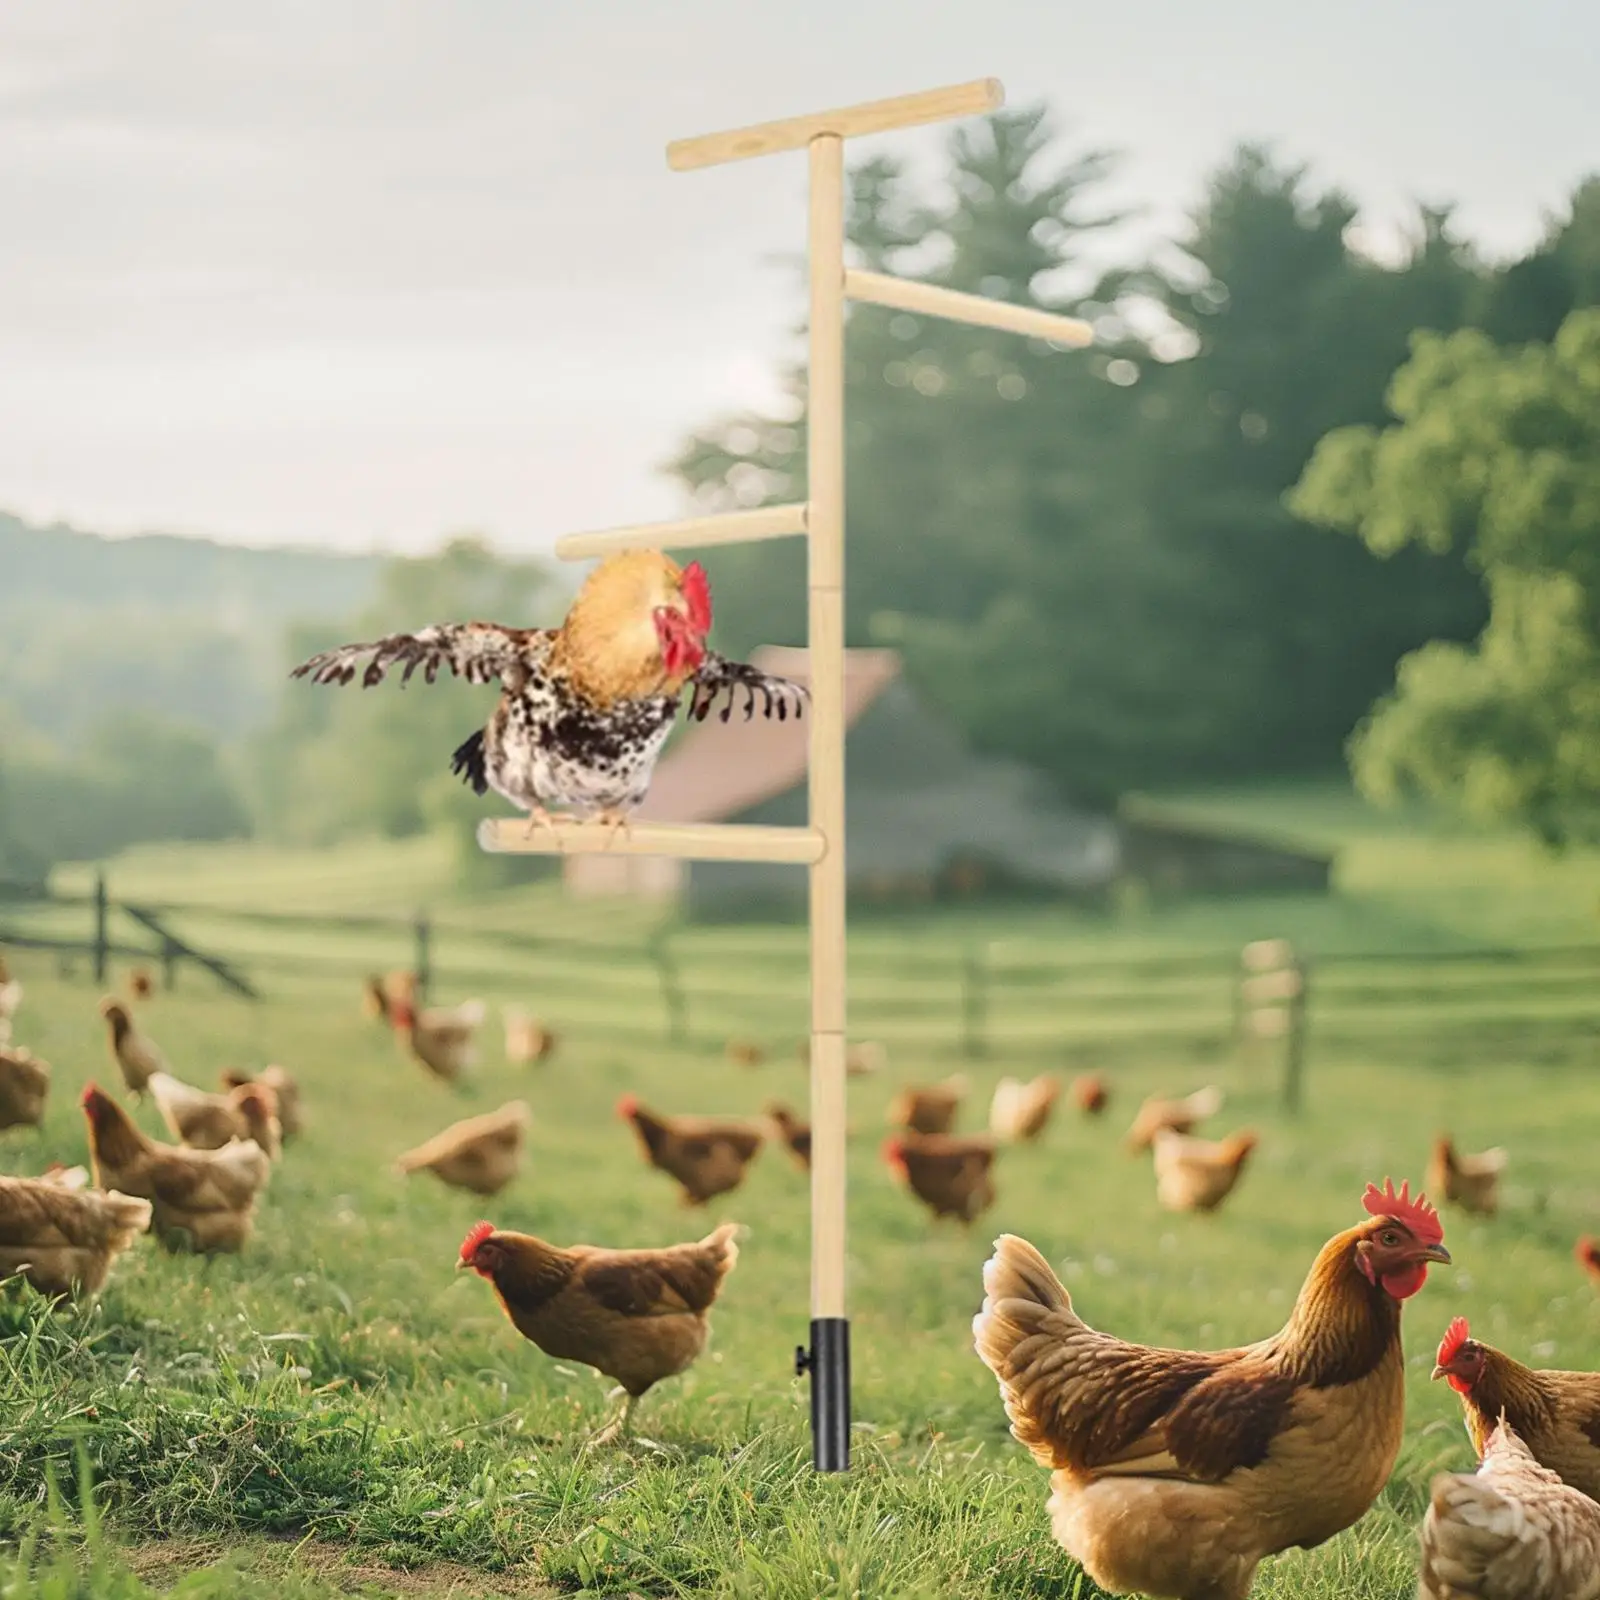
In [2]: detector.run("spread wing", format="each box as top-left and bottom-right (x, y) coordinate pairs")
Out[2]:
(687, 654), (809, 724)
(291, 623), (553, 689)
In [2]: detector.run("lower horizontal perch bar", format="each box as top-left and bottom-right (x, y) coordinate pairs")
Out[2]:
(476, 818), (827, 864)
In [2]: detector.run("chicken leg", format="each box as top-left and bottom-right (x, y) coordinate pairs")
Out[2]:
(588, 1388), (639, 1448)
(589, 807), (633, 851)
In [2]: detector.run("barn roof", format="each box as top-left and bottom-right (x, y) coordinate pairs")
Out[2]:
(635, 647), (901, 823)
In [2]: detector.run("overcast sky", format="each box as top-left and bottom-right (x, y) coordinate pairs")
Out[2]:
(2, 0), (1595, 558)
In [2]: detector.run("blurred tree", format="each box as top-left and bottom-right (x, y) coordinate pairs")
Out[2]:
(251, 536), (559, 855)
(670, 125), (1490, 803)
(1291, 309), (1600, 845)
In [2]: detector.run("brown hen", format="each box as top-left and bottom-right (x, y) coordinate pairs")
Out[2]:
(0, 1174), (152, 1298)
(0, 1045), (50, 1130)
(617, 1095), (764, 1206)
(397, 1101), (531, 1196)
(883, 1131), (996, 1225)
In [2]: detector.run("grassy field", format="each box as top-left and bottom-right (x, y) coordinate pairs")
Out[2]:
(0, 786), (1598, 1597)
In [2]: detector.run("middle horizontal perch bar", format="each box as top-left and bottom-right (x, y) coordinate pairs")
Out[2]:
(477, 818), (826, 864)
(844, 270), (1094, 347)
(556, 502), (808, 563)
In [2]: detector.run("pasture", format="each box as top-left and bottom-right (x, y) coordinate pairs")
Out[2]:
(1, 786), (1598, 1597)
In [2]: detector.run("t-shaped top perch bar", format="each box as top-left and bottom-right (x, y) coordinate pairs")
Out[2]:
(482, 75), (1096, 1474)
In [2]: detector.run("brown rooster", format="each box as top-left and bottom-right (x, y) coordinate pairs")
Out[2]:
(1151, 1128), (1260, 1215)
(397, 1101), (531, 1197)
(0, 1045), (49, 1130)
(1124, 1084), (1224, 1152)
(617, 1095), (764, 1207)
(220, 1066), (303, 1141)
(97, 999), (168, 1096)
(1431, 1317), (1600, 1502)
(883, 1131), (996, 1226)
(974, 1179), (1451, 1600)
(458, 1218), (741, 1444)
(1578, 1237), (1600, 1291)
(292, 549), (806, 837)
(148, 1072), (281, 1159)
(503, 1007), (557, 1065)
(389, 991), (485, 1085)
(1419, 1418), (1600, 1600)
(0, 1174), (152, 1299)
(989, 1075), (1060, 1143)
(81, 1084), (271, 1253)
(887, 1074), (968, 1136)
(764, 1101), (811, 1171)
(1428, 1135), (1509, 1217)
(1071, 1073), (1109, 1116)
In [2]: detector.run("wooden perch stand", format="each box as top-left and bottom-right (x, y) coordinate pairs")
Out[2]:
(489, 75), (1094, 1473)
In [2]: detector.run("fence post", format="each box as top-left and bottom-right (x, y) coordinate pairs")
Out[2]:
(414, 912), (432, 1004)
(162, 936), (178, 992)
(960, 946), (989, 1059)
(648, 925), (689, 1046)
(93, 872), (109, 986)
(1283, 959), (1310, 1114)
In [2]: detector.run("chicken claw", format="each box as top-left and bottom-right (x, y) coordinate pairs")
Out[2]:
(590, 808), (633, 851)
(587, 1388), (638, 1448)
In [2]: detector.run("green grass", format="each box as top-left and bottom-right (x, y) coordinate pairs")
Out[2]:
(1, 787), (1598, 1595)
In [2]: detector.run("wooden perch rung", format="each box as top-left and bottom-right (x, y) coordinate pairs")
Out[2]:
(667, 78), (1004, 171)
(477, 818), (825, 864)
(556, 502), (809, 563)
(845, 270), (1095, 346)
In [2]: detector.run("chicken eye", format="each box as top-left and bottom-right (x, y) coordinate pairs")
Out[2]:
(1380, 1230), (1401, 1247)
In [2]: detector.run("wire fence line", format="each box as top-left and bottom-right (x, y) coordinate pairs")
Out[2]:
(4, 877), (1599, 1082)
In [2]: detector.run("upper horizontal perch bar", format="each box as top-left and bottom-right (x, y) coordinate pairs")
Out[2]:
(556, 502), (808, 563)
(478, 818), (826, 864)
(845, 270), (1095, 346)
(667, 78), (1004, 171)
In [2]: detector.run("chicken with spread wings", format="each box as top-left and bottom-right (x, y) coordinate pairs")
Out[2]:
(1419, 1418), (1600, 1600)
(81, 1084), (271, 1253)
(458, 1218), (741, 1444)
(1431, 1318), (1600, 1502)
(397, 1101), (531, 1196)
(973, 1179), (1451, 1600)
(292, 550), (805, 836)
(0, 1174), (152, 1298)
(617, 1095), (764, 1207)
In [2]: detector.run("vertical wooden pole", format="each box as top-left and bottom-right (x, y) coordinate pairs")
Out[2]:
(800, 129), (851, 1472)
(414, 912), (432, 1005)
(93, 872), (109, 986)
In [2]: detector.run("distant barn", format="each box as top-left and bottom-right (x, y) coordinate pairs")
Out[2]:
(561, 647), (1334, 919)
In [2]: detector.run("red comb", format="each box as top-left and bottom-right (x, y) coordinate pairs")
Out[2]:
(79, 1083), (100, 1109)
(459, 1221), (495, 1262)
(1577, 1237), (1600, 1264)
(680, 561), (712, 635)
(1436, 1316), (1471, 1368)
(616, 1093), (638, 1119)
(1362, 1177), (1444, 1246)
(881, 1135), (905, 1164)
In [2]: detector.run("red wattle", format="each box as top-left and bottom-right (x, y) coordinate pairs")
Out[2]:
(1380, 1263), (1429, 1300)
(1448, 1374), (1473, 1395)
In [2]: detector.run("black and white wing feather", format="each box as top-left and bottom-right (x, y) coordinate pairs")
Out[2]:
(291, 623), (552, 689)
(687, 654), (809, 725)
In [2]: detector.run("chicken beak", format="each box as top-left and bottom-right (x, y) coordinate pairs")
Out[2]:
(1420, 1243), (1452, 1266)
(1430, 1364), (1449, 1381)
(455, 1257), (471, 1272)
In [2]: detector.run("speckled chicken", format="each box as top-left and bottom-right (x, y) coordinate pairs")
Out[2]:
(291, 549), (806, 834)
(81, 1084), (271, 1254)
(1431, 1317), (1600, 1502)
(1419, 1417), (1600, 1600)
(459, 1218), (741, 1444)
(397, 1101), (531, 1196)
(973, 1179), (1451, 1600)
